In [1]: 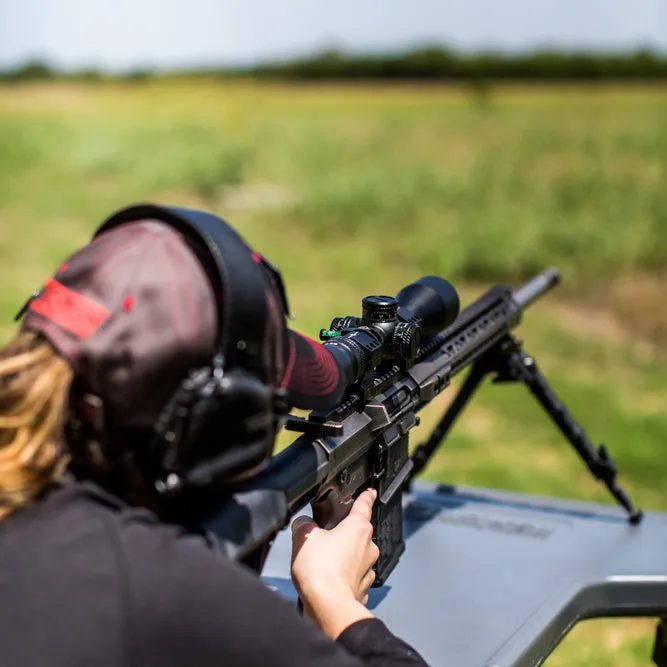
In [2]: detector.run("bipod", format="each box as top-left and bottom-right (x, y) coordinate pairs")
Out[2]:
(408, 335), (643, 525)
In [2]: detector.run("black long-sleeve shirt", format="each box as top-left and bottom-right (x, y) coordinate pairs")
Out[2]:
(0, 482), (429, 666)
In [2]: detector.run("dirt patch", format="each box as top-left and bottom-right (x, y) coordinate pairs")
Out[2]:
(606, 273), (667, 348)
(458, 406), (498, 439)
(152, 190), (217, 211)
(0, 83), (95, 112)
(221, 184), (297, 212)
(531, 446), (566, 473)
(156, 184), (297, 215)
(548, 273), (667, 357)
(548, 301), (628, 345)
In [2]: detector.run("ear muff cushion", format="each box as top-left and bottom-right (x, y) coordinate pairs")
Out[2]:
(159, 367), (275, 484)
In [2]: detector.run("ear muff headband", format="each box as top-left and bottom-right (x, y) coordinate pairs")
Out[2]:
(96, 203), (269, 369)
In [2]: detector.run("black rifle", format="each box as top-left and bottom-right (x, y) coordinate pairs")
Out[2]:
(201, 269), (642, 584)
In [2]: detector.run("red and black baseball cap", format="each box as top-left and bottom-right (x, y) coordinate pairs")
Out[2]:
(18, 210), (345, 431)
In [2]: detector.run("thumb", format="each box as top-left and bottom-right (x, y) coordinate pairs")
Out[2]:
(291, 515), (317, 548)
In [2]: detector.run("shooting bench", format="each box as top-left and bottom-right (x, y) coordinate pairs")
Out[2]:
(262, 482), (667, 667)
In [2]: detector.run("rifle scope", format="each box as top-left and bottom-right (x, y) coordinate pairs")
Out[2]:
(320, 276), (460, 386)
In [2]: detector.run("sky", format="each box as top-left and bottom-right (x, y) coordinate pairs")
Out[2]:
(0, 0), (666, 72)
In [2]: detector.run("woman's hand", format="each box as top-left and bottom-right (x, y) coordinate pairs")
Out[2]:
(290, 488), (380, 639)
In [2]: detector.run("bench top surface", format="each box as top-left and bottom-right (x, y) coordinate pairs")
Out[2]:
(262, 482), (667, 667)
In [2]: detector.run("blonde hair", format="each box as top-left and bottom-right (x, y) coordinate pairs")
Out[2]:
(0, 331), (73, 519)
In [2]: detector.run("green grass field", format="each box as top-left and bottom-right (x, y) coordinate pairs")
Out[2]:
(0, 80), (665, 664)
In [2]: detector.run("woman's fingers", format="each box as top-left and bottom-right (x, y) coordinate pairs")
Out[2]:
(361, 567), (376, 593)
(348, 488), (377, 521)
(291, 516), (318, 555)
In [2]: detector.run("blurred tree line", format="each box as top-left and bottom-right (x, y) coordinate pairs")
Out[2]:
(252, 47), (667, 81)
(2, 46), (666, 83)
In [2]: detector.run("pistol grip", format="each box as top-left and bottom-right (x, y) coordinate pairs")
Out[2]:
(311, 490), (355, 530)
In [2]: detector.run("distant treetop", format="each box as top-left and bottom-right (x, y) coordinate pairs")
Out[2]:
(1, 47), (666, 82)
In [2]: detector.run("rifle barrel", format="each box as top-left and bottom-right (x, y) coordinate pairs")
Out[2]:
(512, 269), (560, 309)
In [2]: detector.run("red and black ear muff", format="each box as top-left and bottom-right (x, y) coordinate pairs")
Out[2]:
(95, 203), (287, 493)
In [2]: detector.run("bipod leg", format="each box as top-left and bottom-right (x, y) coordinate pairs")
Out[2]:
(407, 357), (489, 487)
(495, 336), (643, 524)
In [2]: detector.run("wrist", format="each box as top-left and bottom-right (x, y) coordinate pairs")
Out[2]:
(302, 592), (374, 640)
(297, 575), (348, 605)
